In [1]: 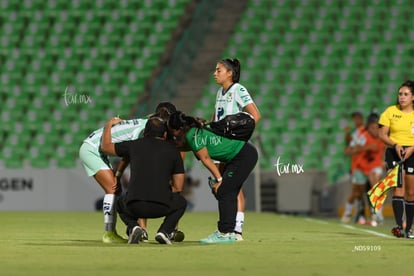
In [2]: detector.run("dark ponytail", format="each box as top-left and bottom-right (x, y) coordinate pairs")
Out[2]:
(220, 58), (241, 83)
(168, 111), (204, 131)
(232, 58), (241, 83)
(167, 111), (206, 151)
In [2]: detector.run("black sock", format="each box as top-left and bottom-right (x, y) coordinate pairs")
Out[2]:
(392, 196), (404, 227)
(405, 201), (414, 231)
(354, 199), (365, 222)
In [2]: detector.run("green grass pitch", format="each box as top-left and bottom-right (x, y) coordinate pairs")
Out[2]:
(0, 211), (413, 276)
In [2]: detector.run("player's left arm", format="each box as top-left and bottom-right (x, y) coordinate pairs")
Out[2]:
(171, 149), (185, 193)
(237, 86), (261, 124)
(195, 147), (222, 193)
(114, 157), (130, 177)
(172, 173), (185, 193)
(244, 102), (261, 124)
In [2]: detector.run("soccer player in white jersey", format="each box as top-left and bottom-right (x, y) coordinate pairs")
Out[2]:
(79, 102), (176, 243)
(212, 58), (261, 241)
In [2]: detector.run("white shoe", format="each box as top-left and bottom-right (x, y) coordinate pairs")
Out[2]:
(341, 215), (351, 223)
(370, 214), (378, 227)
(235, 232), (243, 241)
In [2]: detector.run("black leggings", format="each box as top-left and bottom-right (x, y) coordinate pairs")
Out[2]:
(216, 142), (258, 233)
(117, 193), (187, 234)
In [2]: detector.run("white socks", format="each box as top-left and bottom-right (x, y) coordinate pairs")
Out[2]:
(103, 194), (116, 232)
(344, 202), (354, 217)
(376, 206), (383, 217)
(234, 212), (244, 233)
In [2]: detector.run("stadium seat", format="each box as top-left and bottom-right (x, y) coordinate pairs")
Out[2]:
(0, 0), (191, 168)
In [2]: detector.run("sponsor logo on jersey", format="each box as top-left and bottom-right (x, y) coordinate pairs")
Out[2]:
(227, 92), (233, 102)
(241, 95), (251, 103)
(217, 107), (224, 120)
(194, 135), (223, 148)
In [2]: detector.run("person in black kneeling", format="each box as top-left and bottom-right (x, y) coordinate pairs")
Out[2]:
(101, 115), (186, 244)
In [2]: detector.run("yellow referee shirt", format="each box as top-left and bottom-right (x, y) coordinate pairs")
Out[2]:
(379, 105), (414, 146)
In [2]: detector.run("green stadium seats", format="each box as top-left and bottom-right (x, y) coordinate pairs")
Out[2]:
(195, 0), (414, 178)
(0, 0), (191, 168)
(4, 158), (24, 169)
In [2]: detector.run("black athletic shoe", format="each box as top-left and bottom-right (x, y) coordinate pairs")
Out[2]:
(128, 226), (144, 244)
(172, 230), (185, 242)
(155, 232), (173, 245)
(392, 226), (405, 238)
(141, 229), (149, 242)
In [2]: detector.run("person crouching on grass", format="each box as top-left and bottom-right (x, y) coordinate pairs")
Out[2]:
(101, 114), (187, 244)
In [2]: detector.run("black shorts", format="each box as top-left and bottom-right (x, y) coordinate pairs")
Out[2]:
(385, 147), (414, 175)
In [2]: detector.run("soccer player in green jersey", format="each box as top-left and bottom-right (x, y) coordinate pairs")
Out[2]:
(212, 58), (261, 240)
(168, 112), (258, 244)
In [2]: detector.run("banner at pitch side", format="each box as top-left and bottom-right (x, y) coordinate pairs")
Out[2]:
(0, 167), (102, 211)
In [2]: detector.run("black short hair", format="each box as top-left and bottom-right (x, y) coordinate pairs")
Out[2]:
(366, 112), (379, 127)
(167, 111), (187, 130)
(144, 117), (167, 138)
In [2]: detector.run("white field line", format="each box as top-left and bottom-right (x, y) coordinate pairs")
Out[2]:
(341, 224), (392, 238)
(304, 217), (392, 238)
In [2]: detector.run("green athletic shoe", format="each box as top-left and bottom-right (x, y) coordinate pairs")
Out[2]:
(102, 231), (127, 244)
(199, 230), (237, 244)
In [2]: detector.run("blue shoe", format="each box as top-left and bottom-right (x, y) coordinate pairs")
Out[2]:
(199, 230), (237, 244)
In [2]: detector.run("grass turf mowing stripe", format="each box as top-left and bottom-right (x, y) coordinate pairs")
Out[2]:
(1, 211), (414, 276)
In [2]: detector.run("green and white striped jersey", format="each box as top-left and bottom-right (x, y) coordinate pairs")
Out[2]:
(83, 118), (148, 149)
(213, 83), (254, 121)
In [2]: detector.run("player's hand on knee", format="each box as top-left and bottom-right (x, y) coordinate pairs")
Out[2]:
(114, 177), (123, 196)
